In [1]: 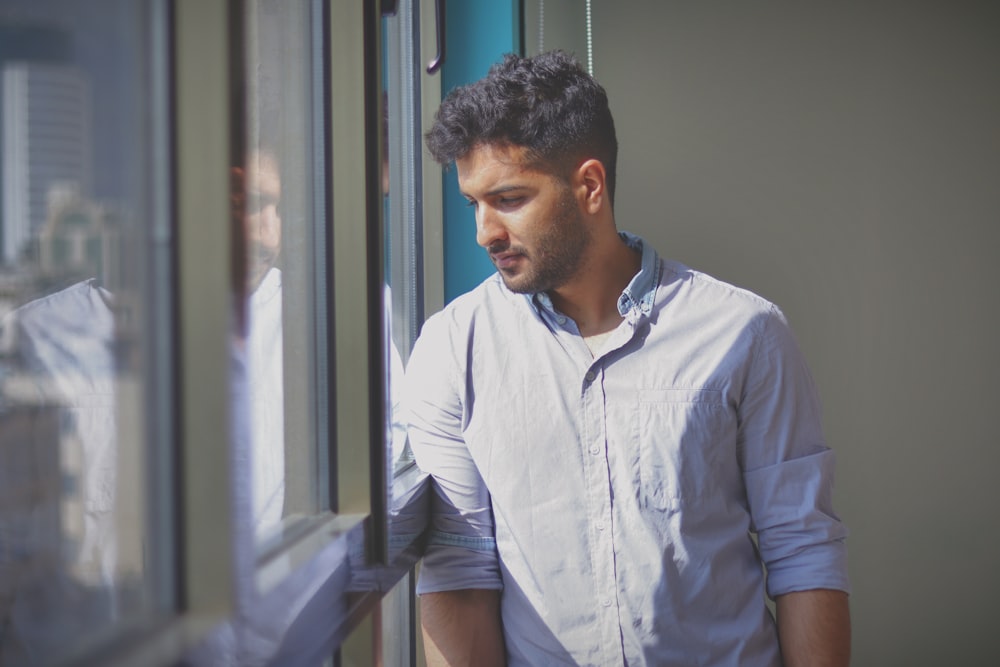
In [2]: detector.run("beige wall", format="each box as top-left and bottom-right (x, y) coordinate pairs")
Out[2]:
(592, 1), (1000, 664)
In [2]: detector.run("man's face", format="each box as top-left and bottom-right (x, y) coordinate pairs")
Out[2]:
(456, 143), (590, 295)
(243, 152), (282, 291)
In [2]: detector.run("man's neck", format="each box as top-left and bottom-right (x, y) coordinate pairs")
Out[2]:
(548, 232), (641, 338)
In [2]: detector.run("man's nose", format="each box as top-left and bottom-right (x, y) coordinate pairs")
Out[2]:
(475, 206), (506, 249)
(246, 206), (280, 240)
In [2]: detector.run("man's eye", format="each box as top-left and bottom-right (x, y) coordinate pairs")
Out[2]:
(498, 197), (523, 207)
(464, 199), (477, 209)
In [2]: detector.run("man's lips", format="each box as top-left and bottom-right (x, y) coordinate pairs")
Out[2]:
(491, 251), (523, 269)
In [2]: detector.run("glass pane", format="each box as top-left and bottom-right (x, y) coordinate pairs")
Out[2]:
(0, 0), (171, 662)
(243, 0), (326, 549)
(381, 0), (430, 570)
(383, 0), (421, 478)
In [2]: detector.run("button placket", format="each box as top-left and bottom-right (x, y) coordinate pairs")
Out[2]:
(579, 363), (625, 664)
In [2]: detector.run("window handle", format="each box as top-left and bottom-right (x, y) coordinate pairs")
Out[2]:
(426, 0), (445, 74)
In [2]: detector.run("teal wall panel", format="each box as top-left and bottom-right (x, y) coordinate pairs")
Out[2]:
(441, 1), (521, 303)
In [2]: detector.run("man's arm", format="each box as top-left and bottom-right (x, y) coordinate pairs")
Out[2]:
(421, 589), (505, 667)
(775, 588), (850, 667)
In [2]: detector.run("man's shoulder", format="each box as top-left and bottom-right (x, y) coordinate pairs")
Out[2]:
(424, 273), (525, 332)
(1, 279), (115, 392)
(658, 259), (781, 320)
(4, 279), (111, 336)
(410, 273), (532, 379)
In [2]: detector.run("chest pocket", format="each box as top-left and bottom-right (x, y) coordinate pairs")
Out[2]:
(635, 388), (735, 511)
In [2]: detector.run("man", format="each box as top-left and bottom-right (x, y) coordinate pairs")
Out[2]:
(404, 51), (850, 666)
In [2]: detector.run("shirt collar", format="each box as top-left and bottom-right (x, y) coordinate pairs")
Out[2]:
(529, 231), (660, 324)
(616, 231), (659, 323)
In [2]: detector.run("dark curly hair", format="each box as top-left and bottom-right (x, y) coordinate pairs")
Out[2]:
(425, 50), (618, 204)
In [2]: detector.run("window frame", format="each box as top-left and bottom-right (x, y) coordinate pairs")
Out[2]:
(48, 0), (440, 662)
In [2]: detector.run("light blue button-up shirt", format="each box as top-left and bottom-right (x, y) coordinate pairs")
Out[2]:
(404, 233), (849, 666)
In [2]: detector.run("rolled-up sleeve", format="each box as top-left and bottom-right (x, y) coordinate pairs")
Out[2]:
(738, 307), (850, 598)
(403, 312), (503, 594)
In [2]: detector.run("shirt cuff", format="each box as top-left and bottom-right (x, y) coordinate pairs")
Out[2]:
(745, 449), (851, 597)
(416, 530), (504, 594)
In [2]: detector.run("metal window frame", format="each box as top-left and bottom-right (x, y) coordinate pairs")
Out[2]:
(83, 0), (435, 663)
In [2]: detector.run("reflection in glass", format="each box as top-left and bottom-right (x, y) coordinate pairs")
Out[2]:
(237, 150), (286, 540)
(243, 0), (325, 548)
(0, 1), (169, 663)
(383, 0), (422, 477)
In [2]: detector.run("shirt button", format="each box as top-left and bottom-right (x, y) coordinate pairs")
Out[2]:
(584, 370), (596, 382)
(596, 522), (605, 531)
(557, 316), (566, 325)
(589, 445), (600, 455)
(602, 599), (612, 607)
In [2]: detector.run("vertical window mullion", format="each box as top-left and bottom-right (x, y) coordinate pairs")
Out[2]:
(331, 0), (375, 517)
(363, 0), (388, 564)
(172, 0), (239, 616)
(312, 0), (333, 515)
(148, 0), (179, 619)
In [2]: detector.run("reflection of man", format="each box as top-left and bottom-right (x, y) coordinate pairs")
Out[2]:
(0, 149), (289, 661)
(232, 150), (286, 536)
(0, 274), (122, 665)
(405, 51), (850, 666)
(235, 149), (283, 294)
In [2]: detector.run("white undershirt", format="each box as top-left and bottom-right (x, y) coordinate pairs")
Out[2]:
(583, 329), (616, 357)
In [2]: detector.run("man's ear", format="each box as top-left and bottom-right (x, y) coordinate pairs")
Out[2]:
(575, 158), (607, 215)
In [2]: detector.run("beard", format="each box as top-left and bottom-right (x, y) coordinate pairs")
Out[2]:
(491, 187), (591, 295)
(246, 240), (280, 293)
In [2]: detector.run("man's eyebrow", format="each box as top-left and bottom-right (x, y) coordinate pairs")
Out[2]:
(489, 184), (528, 195)
(463, 185), (527, 199)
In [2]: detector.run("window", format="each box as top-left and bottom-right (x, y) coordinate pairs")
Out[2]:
(0, 0), (440, 663)
(0, 1), (173, 663)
